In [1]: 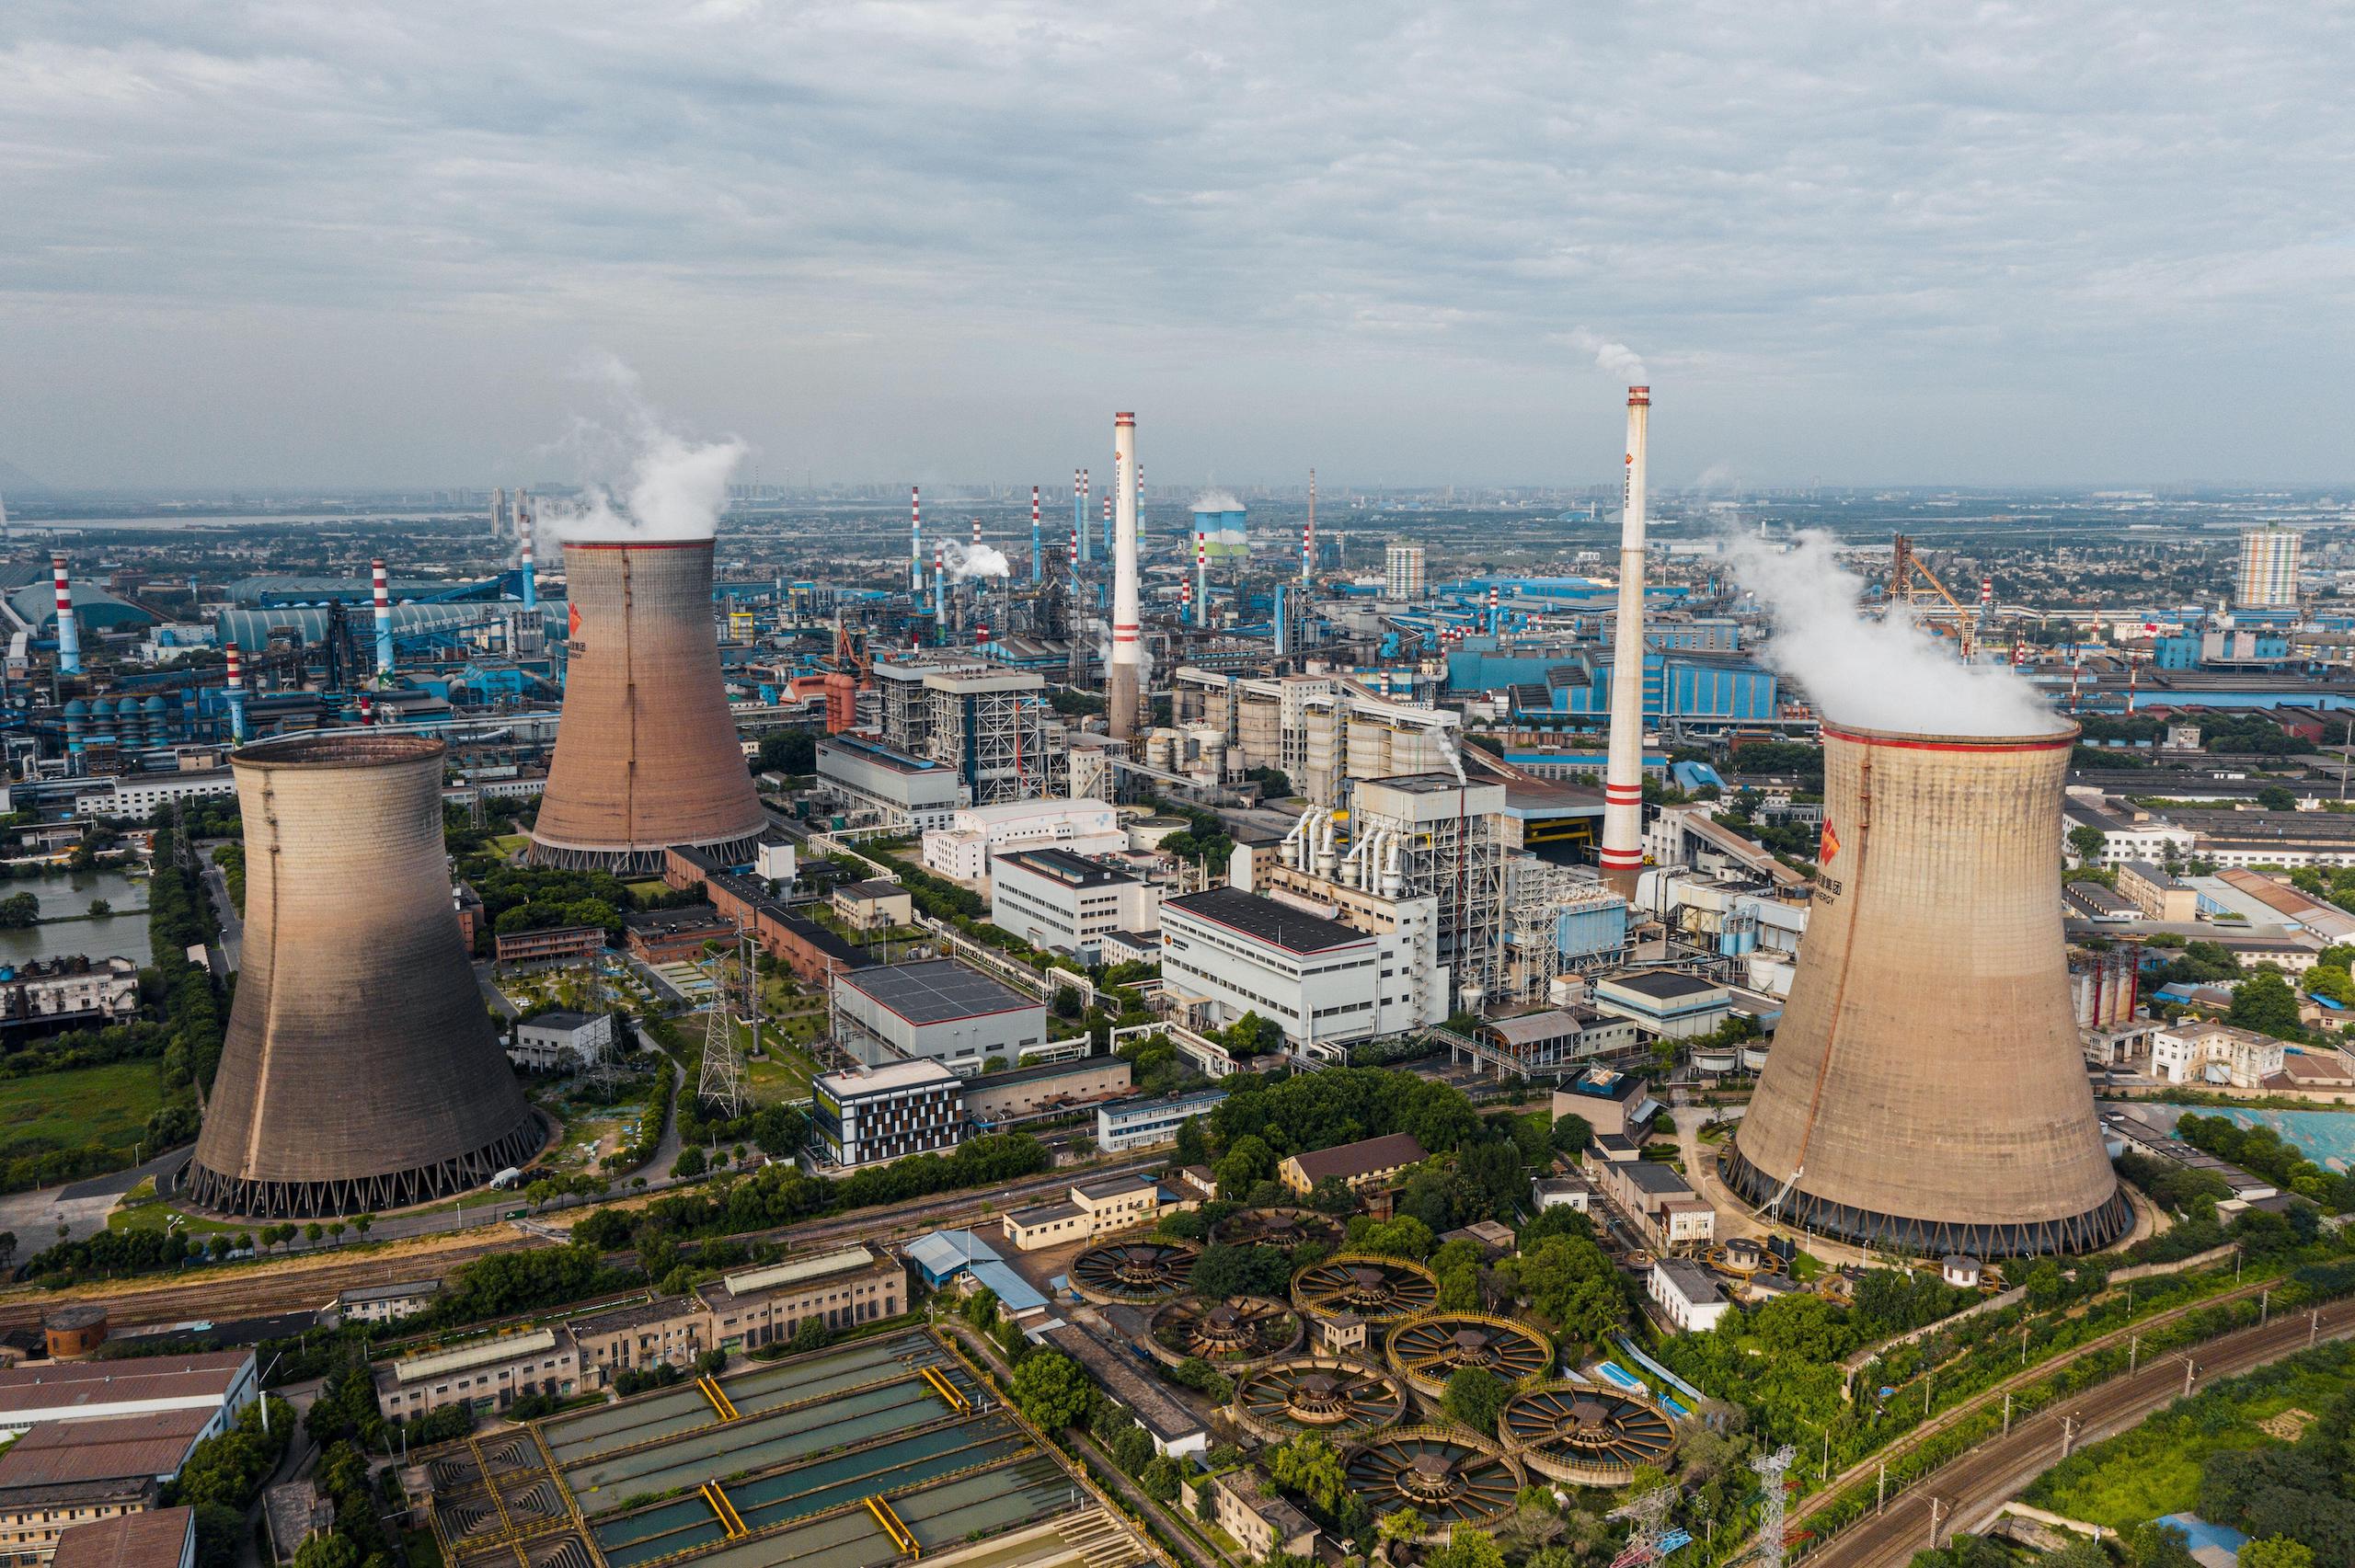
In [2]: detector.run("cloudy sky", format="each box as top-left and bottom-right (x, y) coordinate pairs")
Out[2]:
(2, 1), (2349, 491)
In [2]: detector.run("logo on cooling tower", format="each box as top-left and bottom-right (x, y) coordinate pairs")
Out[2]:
(1818, 821), (1840, 864)
(568, 601), (582, 641)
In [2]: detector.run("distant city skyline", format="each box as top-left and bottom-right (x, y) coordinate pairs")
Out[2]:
(2, 3), (2349, 490)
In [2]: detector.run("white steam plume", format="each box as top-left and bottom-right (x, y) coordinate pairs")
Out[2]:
(1567, 328), (1646, 382)
(940, 541), (1012, 581)
(1724, 530), (2065, 737)
(539, 355), (746, 544)
(1191, 489), (1242, 512)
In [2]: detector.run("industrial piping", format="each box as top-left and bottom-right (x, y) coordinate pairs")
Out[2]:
(1108, 411), (1142, 739)
(1598, 385), (1650, 896)
(51, 555), (78, 675)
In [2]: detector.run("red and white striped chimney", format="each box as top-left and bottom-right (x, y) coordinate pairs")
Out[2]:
(1599, 384), (1651, 897)
(51, 555), (79, 674)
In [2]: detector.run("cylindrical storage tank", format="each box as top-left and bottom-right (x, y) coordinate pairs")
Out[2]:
(1725, 721), (2128, 1256)
(143, 694), (168, 746)
(530, 541), (767, 875)
(43, 1304), (108, 1360)
(63, 697), (86, 752)
(188, 733), (540, 1218)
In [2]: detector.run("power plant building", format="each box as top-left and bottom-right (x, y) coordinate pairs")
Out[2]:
(830, 958), (1048, 1074)
(1724, 722), (2130, 1256)
(815, 735), (969, 832)
(188, 734), (540, 1217)
(530, 539), (767, 875)
(1160, 886), (1445, 1056)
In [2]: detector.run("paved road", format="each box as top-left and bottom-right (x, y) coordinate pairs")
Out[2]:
(0, 1144), (195, 1253)
(202, 863), (243, 970)
(1800, 1299), (2354, 1567)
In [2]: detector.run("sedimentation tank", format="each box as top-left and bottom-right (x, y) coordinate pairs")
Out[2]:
(1724, 720), (2130, 1256)
(188, 733), (541, 1217)
(530, 539), (766, 875)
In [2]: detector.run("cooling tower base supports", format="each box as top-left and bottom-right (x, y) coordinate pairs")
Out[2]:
(186, 1113), (545, 1221)
(528, 831), (764, 878)
(1719, 1146), (2133, 1260)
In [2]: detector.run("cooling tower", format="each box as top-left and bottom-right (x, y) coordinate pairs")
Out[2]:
(1723, 720), (2131, 1257)
(530, 539), (766, 874)
(188, 734), (540, 1218)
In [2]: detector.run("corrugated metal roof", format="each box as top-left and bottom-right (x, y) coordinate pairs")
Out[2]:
(719, 1245), (876, 1297)
(394, 1328), (555, 1383)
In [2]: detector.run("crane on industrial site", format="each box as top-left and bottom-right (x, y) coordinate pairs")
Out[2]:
(1887, 533), (1982, 659)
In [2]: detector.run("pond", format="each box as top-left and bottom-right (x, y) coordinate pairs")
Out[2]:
(0, 867), (154, 968)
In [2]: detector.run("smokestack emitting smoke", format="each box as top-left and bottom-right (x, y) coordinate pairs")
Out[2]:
(1726, 531), (2064, 736)
(535, 361), (743, 546)
(224, 644), (247, 743)
(1196, 530), (1209, 628)
(1599, 386), (1650, 895)
(372, 558), (395, 677)
(1109, 412), (1142, 739)
(51, 555), (78, 675)
(940, 541), (1012, 581)
(910, 486), (924, 594)
(1030, 486), (1042, 585)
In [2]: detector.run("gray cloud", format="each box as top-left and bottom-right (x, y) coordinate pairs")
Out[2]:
(0, 0), (2349, 487)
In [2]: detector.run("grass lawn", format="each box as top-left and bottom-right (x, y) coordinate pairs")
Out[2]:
(0, 1061), (164, 1159)
(624, 879), (672, 908)
(744, 1040), (819, 1102)
(489, 833), (533, 856)
(2023, 1342), (2353, 1530)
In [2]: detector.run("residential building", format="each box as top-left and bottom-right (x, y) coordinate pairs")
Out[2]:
(2236, 526), (2302, 609)
(51, 1507), (194, 1568)
(1160, 886), (1441, 1054)
(831, 879), (913, 933)
(0, 958), (141, 1036)
(1384, 542), (1427, 600)
(1648, 1260), (1730, 1332)
(1096, 1088), (1230, 1153)
(921, 798), (1126, 885)
(1179, 1471), (1319, 1562)
(2116, 861), (2199, 922)
(329, 1279), (440, 1326)
(1276, 1132), (1428, 1196)
(964, 1058), (1132, 1127)
(1591, 970), (1730, 1038)
(0, 1355), (256, 1444)
(988, 848), (1161, 960)
(810, 1059), (966, 1168)
(372, 1330), (580, 1420)
(831, 959), (1048, 1074)
(2151, 1022), (2288, 1089)
(509, 1010), (613, 1072)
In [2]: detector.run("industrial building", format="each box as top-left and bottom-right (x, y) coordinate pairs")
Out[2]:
(1728, 722), (2130, 1256)
(810, 1059), (966, 1167)
(1170, 670), (1469, 809)
(1160, 886), (1442, 1054)
(830, 959), (1048, 1073)
(815, 735), (968, 831)
(920, 797), (1125, 884)
(1276, 1131), (1427, 1195)
(987, 847), (1160, 960)
(1095, 1086), (1229, 1152)
(873, 659), (1052, 806)
(1590, 969), (1731, 1037)
(0, 956), (141, 1036)
(1001, 1172), (1184, 1251)
(2151, 1022), (2287, 1088)
(508, 1011), (613, 1072)
(0, 1353), (257, 1444)
(963, 1057), (1132, 1127)
(187, 735), (540, 1218)
(531, 539), (768, 875)
(374, 1329), (583, 1421)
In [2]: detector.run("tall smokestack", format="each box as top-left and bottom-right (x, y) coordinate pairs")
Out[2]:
(51, 555), (78, 675)
(933, 543), (945, 618)
(1109, 411), (1142, 738)
(910, 486), (924, 594)
(1599, 385), (1650, 897)
(1031, 486), (1042, 585)
(1196, 529), (1210, 628)
(1488, 584), (1500, 636)
(224, 643), (247, 744)
(1305, 468), (1316, 583)
(521, 532), (537, 612)
(1102, 491), (1113, 560)
(1078, 469), (1091, 564)
(372, 558), (395, 677)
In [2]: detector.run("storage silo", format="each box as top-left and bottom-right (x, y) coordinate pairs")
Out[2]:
(1723, 720), (2130, 1256)
(188, 733), (539, 1217)
(529, 539), (766, 874)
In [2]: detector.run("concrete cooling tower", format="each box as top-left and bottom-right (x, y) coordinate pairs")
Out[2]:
(188, 734), (540, 1218)
(1724, 720), (2131, 1257)
(530, 539), (766, 874)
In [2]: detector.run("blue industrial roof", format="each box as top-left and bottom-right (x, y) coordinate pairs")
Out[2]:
(967, 1260), (1048, 1314)
(905, 1228), (1003, 1276)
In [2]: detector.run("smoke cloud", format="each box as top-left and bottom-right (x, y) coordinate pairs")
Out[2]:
(940, 541), (1012, 581)
(1191, 489), (1242, 512)
(1567, 328), (1646, 383)
(539, 355), (746, 544)
(1724, 530), (2066, 738)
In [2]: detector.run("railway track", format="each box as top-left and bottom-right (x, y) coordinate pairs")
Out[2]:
(1798, 1299), (2353, 1567)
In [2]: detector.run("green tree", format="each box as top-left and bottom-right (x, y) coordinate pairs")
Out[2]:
(2067, 825), (2108, 866)
(2228, 969), (2305, 1038)
(1267, 1434), (1350, 1516)
(1009, 1349), (1093, 1430)
(2238, 1541), (2315, 1568)
(2257, 785), (2299, 812)
(1426, 1526), (1508, 1568)
(1547, 1113), (1593, 1158)
(672, 1147), (707, 1179)
(789, 1315), (831, 1352)
(1442, 1368), (1509, 1434)
(2304, 966), (2353, 1005)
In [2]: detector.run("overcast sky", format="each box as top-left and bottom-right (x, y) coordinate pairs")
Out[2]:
(2, 2), (2349, 492)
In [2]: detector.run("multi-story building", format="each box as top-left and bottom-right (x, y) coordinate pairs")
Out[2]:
(491, 924), (605, 967)
(1179, 1471), (1319, 1562)
(2235, 526), (2302, 609)
(330, 1279), (440, 1326)
(2116, 861), (2199, 922)
(921, 798), (1126, 885)
(830, 960), (1049, 1074)
(988, 848), (1161, 961)
(872, 660), (1051, 807)
(2151, 1022), (2287, 1089)
(0, 957), (140, 1036)
(693, 1248), (907, 1353)
(1384, 542), (1427, 600)
(1001, 1172), (1188, 1251)
(831, 879), (914, 932)
(810, 1059), (966, 1168)
(1160, 887), (1440, 1055)
(0, 1354), (256, 1445)
(508, 1010), (613, 1072)
(1095, 1087), (1229, 1153)
(1648, 1259), (1730, 1331)
(1586, 1155), (1715, 1253)
(372, 1330), (581, 1421)
(1590, 970), (1731, 1038)
(0, 1412), (209, 1568)
(815, 735), (969, 832)
(1277, 1131), (1427, 1196)
(965, 1057), (1132, 1127)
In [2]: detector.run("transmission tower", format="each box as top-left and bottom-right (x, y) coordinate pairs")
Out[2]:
(737, 927), (764, 1060)
(696, 934), (751, 1118)
(1750, 1445), (1798, 1568)
(1606, 1483), (1682, 1568)
(578, 957), (621, 1098)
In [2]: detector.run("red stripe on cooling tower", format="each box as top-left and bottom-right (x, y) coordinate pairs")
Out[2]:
(1599, 850), (1642, 866)
(1821, 725), (2074, 754)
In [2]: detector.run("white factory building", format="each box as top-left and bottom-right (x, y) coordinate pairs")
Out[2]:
(815, 736), (970, 833)
(810, 1059), (966, 1169)
(830, 958), (1049, 1075)
(988, 847), (1162, 961)
(2151, 1022), (2287, 1089)
(920, 797), (1127, 885)
(1159, 885), (1444, 1056)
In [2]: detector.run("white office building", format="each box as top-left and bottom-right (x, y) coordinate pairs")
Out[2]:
(1097, 1088), (1230, 1153)
(1159, 886), (1443, 1055)
(810, 1059), (965, 1168)
(988, 847), (1162, 960)
(921, 797), (1127, 885)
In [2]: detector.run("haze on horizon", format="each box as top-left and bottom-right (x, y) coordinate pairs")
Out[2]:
(1, 2), (2349, 494)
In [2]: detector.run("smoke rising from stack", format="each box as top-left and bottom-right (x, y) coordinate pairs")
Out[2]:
(1726, 530), (2064, 736)
(537, 356), (745, 544)
(1568, 329), (1647, 382)
(940, 541), (1012, 581)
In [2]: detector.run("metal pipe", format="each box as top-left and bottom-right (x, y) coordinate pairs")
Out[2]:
(1599, 384), (1650, 896)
